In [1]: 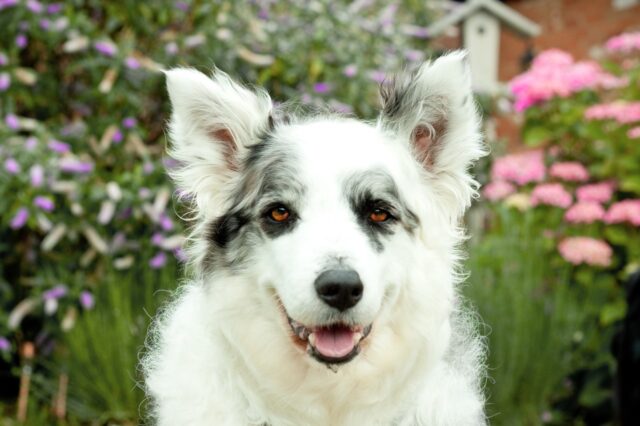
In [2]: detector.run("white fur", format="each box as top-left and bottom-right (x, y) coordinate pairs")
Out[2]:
(143, 51), (487, 426)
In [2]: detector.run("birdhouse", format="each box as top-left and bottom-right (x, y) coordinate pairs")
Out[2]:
(426, 0), (540, 93)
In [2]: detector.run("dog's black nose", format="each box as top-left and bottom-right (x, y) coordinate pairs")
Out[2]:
(314, 269), (363, 311)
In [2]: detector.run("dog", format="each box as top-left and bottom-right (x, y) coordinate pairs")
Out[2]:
(142, 50), (487, 426)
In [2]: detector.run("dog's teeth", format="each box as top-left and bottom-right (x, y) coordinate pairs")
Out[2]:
(353, 332), (363, 344)
(308, 333), (316, 346)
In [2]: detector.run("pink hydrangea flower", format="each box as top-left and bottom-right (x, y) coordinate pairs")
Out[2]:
(605, 32), (640, 54)
(558, 237), (612, 267)
(491, 150), (545, 185)
(482, 180), (516, 201)
(564, 202), (605, 224)
(576, 182), (615, 203)
(530, 183), (572, 208)
(604, 199), (640, 226)
(584, 102), (640, 123)
(549, 162), (589, 182)
(509, 49), (619, 112)
(627, 126), (640, 139)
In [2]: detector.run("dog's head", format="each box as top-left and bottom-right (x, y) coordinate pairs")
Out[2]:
(165, 51), (484, 368)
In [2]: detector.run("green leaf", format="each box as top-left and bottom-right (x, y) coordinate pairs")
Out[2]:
(605, 226), (629, 245)
(523, 125), (552, 147)
(620, 176), (640, 195)
(599, 300), (626, 326)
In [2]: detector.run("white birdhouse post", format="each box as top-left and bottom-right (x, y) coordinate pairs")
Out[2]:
(426, 0), (541, 93)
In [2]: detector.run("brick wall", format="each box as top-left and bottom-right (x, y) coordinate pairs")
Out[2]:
(496, 0), (640, 146)
(499, 0), (640, 81)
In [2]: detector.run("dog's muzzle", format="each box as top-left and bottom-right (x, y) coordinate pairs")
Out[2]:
(288, 317), (372, 364)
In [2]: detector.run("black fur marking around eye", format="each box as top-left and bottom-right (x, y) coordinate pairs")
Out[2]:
(344, 169), (419, 252)
(209, 212), (250, 249)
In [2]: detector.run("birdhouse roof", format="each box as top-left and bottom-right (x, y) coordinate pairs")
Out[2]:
(426, 0), (541, 38)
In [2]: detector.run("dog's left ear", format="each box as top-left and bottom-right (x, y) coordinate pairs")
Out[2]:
(163, 68), (273, 216)
(378, 51), (486, 218)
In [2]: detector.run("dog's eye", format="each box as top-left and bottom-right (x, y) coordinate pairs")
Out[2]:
(269, 206), (290, 222)
(369, 208), (390, 223)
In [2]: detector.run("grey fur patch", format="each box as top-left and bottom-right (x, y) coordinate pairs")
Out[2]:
(343, 168), (418, 252)
(203, 134), (305, 272)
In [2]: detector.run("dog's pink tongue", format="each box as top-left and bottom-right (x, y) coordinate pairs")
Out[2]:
(313, 326), (356, 358)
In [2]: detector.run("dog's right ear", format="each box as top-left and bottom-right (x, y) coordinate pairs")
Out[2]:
(164, 68), (272, 215)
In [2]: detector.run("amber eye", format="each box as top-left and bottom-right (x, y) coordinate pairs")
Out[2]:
(369, 208), (390, 223)
(269, 206), (290, 222)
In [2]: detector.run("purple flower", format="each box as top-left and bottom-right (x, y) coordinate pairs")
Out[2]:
(151, 233), (164, 246)
(48, 139), (70, 153)
(143, 162), (154, 175)
(343, 64), (357, 78)
(112, 128), (123, 143)
(160, 214), (174, 231)
(124, 56), (140, 69)
(30, 165), (44, 186)
(174, 248), (188, 263)
(122, 117), (137, 128)
(94, 41), (117, 57)
(369, 70), (386, 83)
(404, 26), (429, 38)
(175, 1), (189, 12)
(404, 49), (424, 62)
(5, 114), (19, 130)
(165, 42), (178, 55)
(149, 252), (167, 269)
(33, 196), (54, 212)
(313, 82), (332, 94)
(10, 208), (29, 229)
(138, 187), (151, 199)
(26, 0), (43, 13)
(79, 291), (95, 310)
(43, 284), (67, 300)
(4, 158), (20, 174)
(0, 336), (10, 352)
(39, 18), (50, 30)
(15, 34), (28, 49)
(0, 52), (8, 66)
(25, 136), (38, 150)
(0, 0), (18, 10)
(163, 158), (180, 169)
(59, 158), (94, 174)
(0, 72), (10, 91)
(46, 3), (62, 13)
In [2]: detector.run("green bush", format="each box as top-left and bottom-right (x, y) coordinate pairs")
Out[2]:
(474, 39), (640, 423)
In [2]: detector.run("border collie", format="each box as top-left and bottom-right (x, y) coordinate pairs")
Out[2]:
(143, 50), (487, 426)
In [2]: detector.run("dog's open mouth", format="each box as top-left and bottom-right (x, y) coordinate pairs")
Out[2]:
(287, 317), (372, 364)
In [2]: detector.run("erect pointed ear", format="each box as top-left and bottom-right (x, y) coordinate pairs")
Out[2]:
(164, 68), (272, 215)
(378, 50), (486, 217)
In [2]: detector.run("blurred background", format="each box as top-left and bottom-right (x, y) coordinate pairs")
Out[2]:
(1, 0), (639, 424)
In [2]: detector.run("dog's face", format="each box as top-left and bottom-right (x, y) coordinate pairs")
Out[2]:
(165, 51), (484, 367)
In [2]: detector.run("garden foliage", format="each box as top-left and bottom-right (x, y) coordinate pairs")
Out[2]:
(477, 35), (640, 424)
